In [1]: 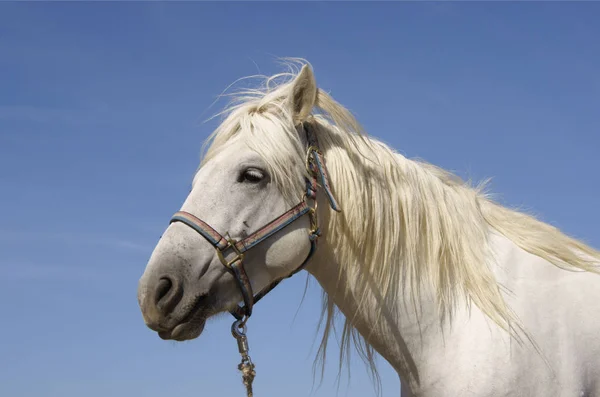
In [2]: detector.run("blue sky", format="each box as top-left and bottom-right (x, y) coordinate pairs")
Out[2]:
(1, 2), (599, 397)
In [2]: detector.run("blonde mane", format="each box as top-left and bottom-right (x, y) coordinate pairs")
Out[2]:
(200, 61), (600, 386)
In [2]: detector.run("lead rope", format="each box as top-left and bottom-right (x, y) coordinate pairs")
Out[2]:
(231, 319), (256, 397)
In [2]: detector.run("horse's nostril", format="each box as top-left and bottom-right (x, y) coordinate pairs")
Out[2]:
(155, 277), (172, 303)
(153, 275), (183, 315)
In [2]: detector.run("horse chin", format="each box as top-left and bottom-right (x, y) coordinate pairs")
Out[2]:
(159, 317), (206, 341)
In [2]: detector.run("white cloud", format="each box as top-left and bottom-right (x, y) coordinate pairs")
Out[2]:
(0, 105), (84, 125)
(0, 229), (152, 253)
(0, 261), (102, 281)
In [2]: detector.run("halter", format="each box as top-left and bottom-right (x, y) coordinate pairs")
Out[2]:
(169, 123), (341, 322)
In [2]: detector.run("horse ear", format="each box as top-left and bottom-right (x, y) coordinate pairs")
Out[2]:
(289, 64), (318, 125)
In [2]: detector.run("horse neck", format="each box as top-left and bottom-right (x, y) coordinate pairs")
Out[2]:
(305, 228), (494, 393)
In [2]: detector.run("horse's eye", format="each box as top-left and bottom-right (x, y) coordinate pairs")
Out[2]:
(241, 168), (265, 183)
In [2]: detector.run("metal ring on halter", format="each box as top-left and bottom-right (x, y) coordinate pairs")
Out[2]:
(232, 319), (247, 338)
(217, 234), (245, 268)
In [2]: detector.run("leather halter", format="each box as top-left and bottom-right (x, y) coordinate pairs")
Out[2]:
(169, 123), (341, 321)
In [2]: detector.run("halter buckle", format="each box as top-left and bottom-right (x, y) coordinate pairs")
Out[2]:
(305, 146), (321, 176)
(217, 234), (245, 268)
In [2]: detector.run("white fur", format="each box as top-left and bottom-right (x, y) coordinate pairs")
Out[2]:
(138, 60), (600, 396)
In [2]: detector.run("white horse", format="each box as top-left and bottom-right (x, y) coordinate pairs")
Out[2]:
(137, 61), (600, 396)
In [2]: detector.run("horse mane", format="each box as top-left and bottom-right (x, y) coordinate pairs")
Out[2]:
(200, 59), (600, 388)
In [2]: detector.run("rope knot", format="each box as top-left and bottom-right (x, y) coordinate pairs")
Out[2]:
(238, 360), (256, 397)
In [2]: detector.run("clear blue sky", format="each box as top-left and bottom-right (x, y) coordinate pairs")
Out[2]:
(1, 3), (598, 397)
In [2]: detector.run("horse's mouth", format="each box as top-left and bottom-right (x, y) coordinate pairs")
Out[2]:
(159, 318), (206, 341)
(158, 294), (211, 341)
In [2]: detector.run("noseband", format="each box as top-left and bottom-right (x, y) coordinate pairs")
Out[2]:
(169, 123), (341, 322)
